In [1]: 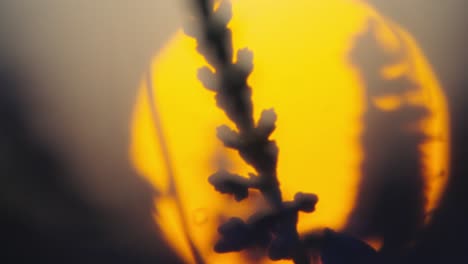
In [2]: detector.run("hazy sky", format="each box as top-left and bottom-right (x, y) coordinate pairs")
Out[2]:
(0, 1), (467, 262)
(1, 0), (466, 212)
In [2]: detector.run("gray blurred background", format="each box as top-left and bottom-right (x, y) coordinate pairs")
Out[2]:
(0, 0), (467, 263)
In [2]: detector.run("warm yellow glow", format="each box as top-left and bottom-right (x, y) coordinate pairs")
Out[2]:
(130, 0), (449, 263)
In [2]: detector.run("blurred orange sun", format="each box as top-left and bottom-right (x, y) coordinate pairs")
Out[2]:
(130, 0), (449, 263)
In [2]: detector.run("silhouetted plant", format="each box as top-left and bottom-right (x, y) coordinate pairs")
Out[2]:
(183, 0), (318, 263)
(182, 2), (439, 263)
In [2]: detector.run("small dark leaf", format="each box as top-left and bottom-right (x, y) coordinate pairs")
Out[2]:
(237, 48), (254, 75)
(182, 16), (199, 38)
(294, 192), (319, 213)
(215, 217), (251, 252)
(257, 109), (277, 138)
(208, 170), (250, 201)
(197, 66), (217, 91)
(214, 0), (233, 26)
(216, 125), (241, 148)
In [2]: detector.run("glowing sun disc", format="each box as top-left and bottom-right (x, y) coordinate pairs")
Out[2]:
(130, 0), (449, 263)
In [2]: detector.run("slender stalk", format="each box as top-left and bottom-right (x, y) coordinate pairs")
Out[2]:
(145, 72), (205, 264)
(185, 1), (315, 263)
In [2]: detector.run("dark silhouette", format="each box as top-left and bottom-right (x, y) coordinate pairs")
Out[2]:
(184, 0), (317, 263)
(345, 21), (428, 256)
(1, 0), (468, 263)
(367, 2), (468, 263)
